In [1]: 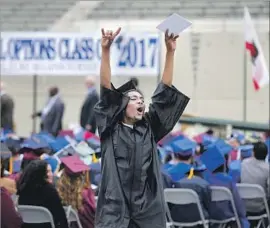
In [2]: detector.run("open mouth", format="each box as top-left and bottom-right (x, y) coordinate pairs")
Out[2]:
(137, 107), (144, 114)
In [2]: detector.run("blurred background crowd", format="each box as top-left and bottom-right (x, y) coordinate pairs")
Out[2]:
(0, 0), (269, 228)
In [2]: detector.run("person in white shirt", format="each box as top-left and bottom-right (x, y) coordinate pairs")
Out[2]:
(241, 142), (269, 215)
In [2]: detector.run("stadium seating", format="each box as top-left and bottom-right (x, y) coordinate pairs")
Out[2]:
(0, 0), (268, 31)
(88, 0), (269, 19)
(0, 0), (77, 31)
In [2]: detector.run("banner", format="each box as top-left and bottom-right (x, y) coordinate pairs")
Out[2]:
(0, 32), (160, 76)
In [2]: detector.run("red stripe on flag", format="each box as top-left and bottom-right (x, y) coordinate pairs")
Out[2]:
(245, 41), (257, 56)
(252, 79), (260, 91)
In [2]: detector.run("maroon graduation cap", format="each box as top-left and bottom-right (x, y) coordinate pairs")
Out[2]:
(60, 155), (90, 176)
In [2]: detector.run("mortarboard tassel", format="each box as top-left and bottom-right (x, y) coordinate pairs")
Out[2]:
(9, 157), (13, 174)
(92, 153), (98, 163)
(187, 168), (194, 179)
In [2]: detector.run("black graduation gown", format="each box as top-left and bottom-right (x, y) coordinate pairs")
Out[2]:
(94, 81), (190, 228)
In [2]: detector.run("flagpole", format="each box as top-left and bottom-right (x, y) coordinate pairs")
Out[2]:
(32, 74), (38, 133)
(243, 46), (247, 122)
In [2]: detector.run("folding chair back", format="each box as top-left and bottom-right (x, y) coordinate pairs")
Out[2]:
(164, 188), (208, 228)
(64, 206), (83, 228)
(236, 183), (268, 200)
(17, 205), (55, 228)
(210, 186), (241, 228)
(11, 194), (18, 205)
(237, 183), (270, 225)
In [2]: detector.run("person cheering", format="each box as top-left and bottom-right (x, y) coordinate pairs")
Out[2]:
(94, 27), (190, 228)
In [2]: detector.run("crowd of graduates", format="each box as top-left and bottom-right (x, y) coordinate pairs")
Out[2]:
(1, 128), (100, 228)
(0, 126), (269, 228)
(159, 129), (270, 227)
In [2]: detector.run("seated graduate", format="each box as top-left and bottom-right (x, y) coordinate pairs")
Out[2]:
(43, 155), (60, 185)
(0, 143), (17, 194)
(4, 137), (22, 175)
(1, 147), (22, 228)
(57, 155), (96, 228)
(89, 161), (101, 187)
(228, 144), (253, 184)
(17, 160), (68, 228)
(241, 142), (269, 217)
(20, 137), (50, 170)
(170, 162), (211, 224)
(200, 144), (250, 228)
(94, 27), (190, 228)
(165, 138), (195, 181)
(265, 138), (270, 163)
(11, 137), (50, 183)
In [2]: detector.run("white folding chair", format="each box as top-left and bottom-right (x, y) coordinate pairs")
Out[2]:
(210, 186), (241, 228)
(164, 188), (209, 228)
(17, 205), (55, 228)
(237, 183), (270, 228)
(64, 206), (83, 228)
(95, 196), (98, 206)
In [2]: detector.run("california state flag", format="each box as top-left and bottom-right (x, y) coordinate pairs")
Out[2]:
(244, 7), (269, 90)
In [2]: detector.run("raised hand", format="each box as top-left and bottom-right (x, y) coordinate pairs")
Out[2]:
(101, 27), (121, 50)
(165, 30), (179, 52)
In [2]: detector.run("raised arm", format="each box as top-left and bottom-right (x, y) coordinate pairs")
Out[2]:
(161, 30), (179, 86)
(146, 31), (190, 142)
(100, 28), (121, 89)
(94, 27), (125, 137)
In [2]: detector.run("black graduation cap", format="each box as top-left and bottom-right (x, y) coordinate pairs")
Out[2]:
(20, 137), (49, 153)
(5, 138), (21, 155)
(115, 80), (138, 95)
(0, 142), (12, 160)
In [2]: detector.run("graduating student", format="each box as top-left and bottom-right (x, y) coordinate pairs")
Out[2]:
(57, 155), (96, 228)
(17, 160), (68, 228)
(165, 138), (195, 181)
(0, 143), (17, 194)
(170, 163), (211, 224)
(201, 144), (250, 228)
(1, 147), (22, 228)
(94, 28), (190, 228)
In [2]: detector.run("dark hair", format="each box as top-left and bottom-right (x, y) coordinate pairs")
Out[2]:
(130, 77), (139, 87)
(1, 160), (5, 178)
(123, 88), (144, 97)
(49, 86), (59, 96)
(21, 159), (34, 171)
(1, 158), (11, 177)
(164, 154), (172, 163)
(17, 160), (48, 194)
(205, 129), (214, 135)
(253, 142), (268, 160)
(213, 154), (229, 173)
(174, 153), (192, 161)
(198, 144), (206, 155)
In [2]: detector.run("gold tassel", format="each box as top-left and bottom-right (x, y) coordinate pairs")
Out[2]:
(92, 153), (98, 163)
(84, 171), (90, 188)
(188, 168), (194, 179)
(9, 157), (13, 174)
